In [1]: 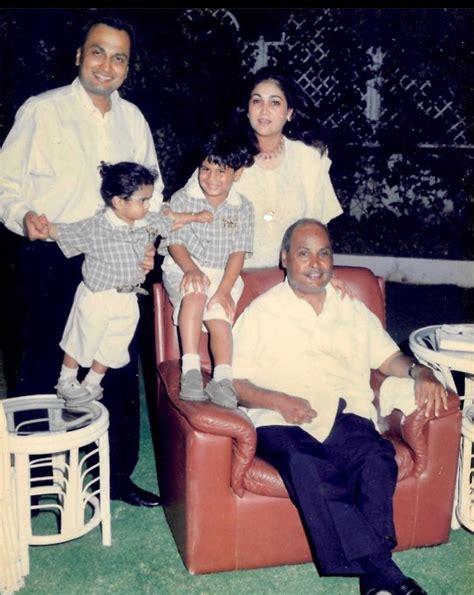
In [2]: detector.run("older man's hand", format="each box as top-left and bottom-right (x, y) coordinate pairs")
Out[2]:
(273, 392), (317, 425)
(414, 367), (449, 418)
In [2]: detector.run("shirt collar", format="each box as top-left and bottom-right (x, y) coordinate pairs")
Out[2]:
(184, 172), (242, 206)
(104, 207), (149, 229)
(72, 77), (119, 115)
(104, 208), (128, 227)
(282, 277), (336, 315)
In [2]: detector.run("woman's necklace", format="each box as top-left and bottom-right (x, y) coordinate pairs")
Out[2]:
(257, 137), (285, 222)
(256, 136), (285, 161)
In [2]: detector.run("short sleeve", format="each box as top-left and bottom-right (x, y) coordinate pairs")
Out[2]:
(55, 218), (95, 258)
(365, 307), (400, 370)
(299, 145), (343, 224)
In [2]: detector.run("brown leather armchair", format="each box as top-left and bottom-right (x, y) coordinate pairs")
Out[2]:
(152, 266), (461, 575)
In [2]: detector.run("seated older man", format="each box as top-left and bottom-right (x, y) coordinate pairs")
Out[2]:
(232, 218), (447, 595)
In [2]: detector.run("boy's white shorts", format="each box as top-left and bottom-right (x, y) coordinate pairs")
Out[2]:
(161, 257), (244, 328)
(60, 281), (139, 368)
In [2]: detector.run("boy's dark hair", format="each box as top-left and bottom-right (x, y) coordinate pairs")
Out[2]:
(99, 161), (158, 206)
(199, 130), (258, 171)
(79, 16), (136, 59)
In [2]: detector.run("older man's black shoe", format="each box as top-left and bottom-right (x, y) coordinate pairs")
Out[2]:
(394, 579), (427, 595)
(361, 576), (427, 595)
(110, 480), (162, 507)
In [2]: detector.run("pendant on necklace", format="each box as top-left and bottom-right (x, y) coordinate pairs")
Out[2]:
(263, 211), (274, 222)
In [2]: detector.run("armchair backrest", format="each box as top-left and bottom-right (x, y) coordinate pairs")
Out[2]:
(153, 266), (386, 371)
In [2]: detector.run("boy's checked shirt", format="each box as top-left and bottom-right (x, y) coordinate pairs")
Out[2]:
(56, 207), (173, 292)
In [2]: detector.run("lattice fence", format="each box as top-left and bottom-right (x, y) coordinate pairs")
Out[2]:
(240, 9), (473, 149)
(234, 8), (473, 258)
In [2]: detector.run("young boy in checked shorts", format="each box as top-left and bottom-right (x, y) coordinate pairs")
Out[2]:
(33, 161), (212, 407)
(160, 131), (256, 408)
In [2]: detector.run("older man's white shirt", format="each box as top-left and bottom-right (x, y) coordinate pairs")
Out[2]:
(233, 281), (400, 441)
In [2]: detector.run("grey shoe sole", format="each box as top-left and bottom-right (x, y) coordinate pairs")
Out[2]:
(60, 394), (97, 408)
(179, 392), (209, 402)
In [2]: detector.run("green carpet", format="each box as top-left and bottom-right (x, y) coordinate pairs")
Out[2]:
(16, 374), (474, 595)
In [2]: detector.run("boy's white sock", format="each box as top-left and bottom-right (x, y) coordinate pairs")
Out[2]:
(182, 353), (201, 375)
(84, 369), (105, 387)
(213, 364), (232, 382)
(59, 364), (78, 383)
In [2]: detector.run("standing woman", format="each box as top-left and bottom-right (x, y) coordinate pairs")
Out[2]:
(232, 66), (343, 269)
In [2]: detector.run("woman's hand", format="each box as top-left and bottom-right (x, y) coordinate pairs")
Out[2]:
(330, 275), (354, 300)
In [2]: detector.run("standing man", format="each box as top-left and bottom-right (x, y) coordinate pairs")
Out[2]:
(232, 218), (448, 594)
(0, 16), (162, 506)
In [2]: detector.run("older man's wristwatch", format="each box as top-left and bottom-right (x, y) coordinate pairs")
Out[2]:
(408, 361), (419, 379)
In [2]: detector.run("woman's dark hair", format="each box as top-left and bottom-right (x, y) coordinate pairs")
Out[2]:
(234, 66), (327, 155)
(199, 129), (258, 171)
(99, 161), (158, 206)
(79, 16), (136, 60)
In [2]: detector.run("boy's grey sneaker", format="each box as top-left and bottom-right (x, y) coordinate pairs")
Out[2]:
(82, 382), (104, 402)
(56, 378), (93, 407)
(204, 378), (238, 409)
(55, 379), (103, 408)
(179, 370), (208, 402)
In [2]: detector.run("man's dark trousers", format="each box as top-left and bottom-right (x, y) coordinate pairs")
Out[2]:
(256, 400), (398, 576)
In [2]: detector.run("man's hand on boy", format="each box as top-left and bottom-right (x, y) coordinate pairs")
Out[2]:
(24, 211), (50, 240)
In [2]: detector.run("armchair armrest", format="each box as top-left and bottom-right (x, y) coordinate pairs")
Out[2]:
(400, 391), (460, 476)
(157, 360), (257, 496)
(371, 370), (461, 477)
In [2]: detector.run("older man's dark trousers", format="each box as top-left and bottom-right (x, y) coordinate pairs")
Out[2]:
(256, 403), (398, 576)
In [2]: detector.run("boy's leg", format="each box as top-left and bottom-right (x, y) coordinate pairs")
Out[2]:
(63, 353), (79, 371)
(82, 360), (108, 401)
(178, 293), (208, 401)
(206, 319), (233, 367)
(178, 292), (207, 354)
(203, 319), (237, 408)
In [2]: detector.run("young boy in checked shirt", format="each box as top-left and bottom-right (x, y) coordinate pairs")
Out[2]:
(33, 161), (212, 407)
(160, 131), (256, 408)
